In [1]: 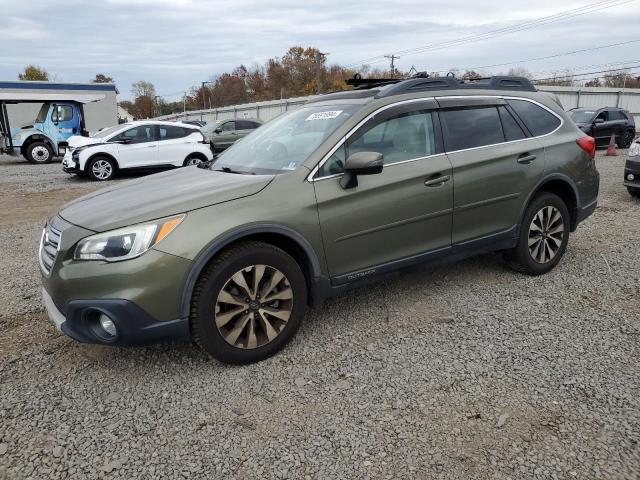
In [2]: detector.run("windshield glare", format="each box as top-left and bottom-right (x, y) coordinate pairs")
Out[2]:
(570, 110), (596, 123)
(212, 105), (359, 174)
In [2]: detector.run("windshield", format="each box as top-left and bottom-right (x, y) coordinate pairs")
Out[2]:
(569, 110), (596, 123)
(35, 103), (49, 124)
(93, 124), (127, 139)
(212, 105), (359, 174)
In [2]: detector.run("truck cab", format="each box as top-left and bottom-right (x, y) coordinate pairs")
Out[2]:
(9, 102), (84, 163)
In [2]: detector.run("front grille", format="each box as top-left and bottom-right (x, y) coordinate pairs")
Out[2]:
(39, 224), (62, 275)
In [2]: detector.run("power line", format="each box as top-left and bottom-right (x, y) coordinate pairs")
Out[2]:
(347, 0), (636, 67)
(439, 39), (640, 74)
(533, 65), (640, 82)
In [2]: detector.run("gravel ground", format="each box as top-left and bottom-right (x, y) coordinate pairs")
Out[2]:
(0, 152), (639, 479)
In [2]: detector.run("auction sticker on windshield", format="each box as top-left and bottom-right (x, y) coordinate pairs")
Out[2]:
(306, 111), (343, 121)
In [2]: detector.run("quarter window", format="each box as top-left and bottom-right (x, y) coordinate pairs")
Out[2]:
(507, 99), (561, 136)
(440, 106), (504, 151)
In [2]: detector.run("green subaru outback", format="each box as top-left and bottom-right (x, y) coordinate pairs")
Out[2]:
(40, 75), (599, 364)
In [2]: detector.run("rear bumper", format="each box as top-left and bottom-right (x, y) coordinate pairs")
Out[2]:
(42, 288), (190, 346)
(577, 199), (598, 224)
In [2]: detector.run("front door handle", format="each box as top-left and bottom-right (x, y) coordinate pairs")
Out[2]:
(517, 153), (537, 164)
(146, 145), (156, 148)
(424, 175), (451, 187)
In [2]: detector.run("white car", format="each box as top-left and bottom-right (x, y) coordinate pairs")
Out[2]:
(62, 121), (214, 181)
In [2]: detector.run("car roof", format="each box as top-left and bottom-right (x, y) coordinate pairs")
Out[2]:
(122, 120), (200, 129)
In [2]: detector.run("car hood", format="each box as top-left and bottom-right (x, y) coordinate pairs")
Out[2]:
(67, 135), (106, 148)
(59, 167), (275, 232)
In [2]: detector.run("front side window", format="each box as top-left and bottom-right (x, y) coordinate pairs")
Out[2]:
(595, 111), (608, 122)
(111, 125), (155, 144)
(213, 104), (360, 175)
(569, 110), (596, 123)
(441, 106), (504, 151)
(221, 121), (235, 132)
(508, 99), (561, 136)
(319, 109), (437, 177)
(52, 105), (73, 123)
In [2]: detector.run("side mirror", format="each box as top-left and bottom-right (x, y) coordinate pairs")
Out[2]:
(214, 128), (222, 134)
(339, 151), (383, 189)
(594, 118), (605, 125)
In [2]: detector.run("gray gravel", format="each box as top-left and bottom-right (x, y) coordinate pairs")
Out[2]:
(1, 152), (639, 479)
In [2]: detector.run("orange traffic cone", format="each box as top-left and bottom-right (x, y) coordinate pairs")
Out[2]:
(606, 133), (618, 156)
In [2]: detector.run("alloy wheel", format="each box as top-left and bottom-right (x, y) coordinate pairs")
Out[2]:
(32, 146), (50, 162)
(215, 264), (293, 349)
(92, 160), (112, 180)
(187, 157), (202, 166)
(528, 206), (565, 264)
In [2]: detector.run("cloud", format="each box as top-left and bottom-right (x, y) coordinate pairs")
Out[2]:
(0, 0), (638, 99)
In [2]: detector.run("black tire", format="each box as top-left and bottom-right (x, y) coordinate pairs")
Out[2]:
(86, 156), (116, 181)
(25, 141), (53, 164)
(183, 154), (206, 167)
(190, 241), (308, 364)
(505, 192), (570, 275)
(628, 187), (640, 198)
(620, 130), (635, 149)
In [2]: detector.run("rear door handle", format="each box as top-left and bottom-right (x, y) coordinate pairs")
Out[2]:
(424, 175), (451, 187)
(517, 154), (536, 164)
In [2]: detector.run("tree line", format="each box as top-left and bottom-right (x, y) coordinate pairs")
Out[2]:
(17, 49), (640, 120)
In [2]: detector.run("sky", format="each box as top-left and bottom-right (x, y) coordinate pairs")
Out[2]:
(1, 0), (639, 101)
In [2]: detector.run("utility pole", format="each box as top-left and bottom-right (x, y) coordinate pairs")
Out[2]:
(201, 81), (213, 110)
(154, 95), (161, 117)
(384, 54), (400, 77)
(316, 51), (329, 95)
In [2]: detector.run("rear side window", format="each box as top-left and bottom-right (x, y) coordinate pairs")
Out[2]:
(440, 107), (504, 151)
(608, 110), (626, 121)
(236, 120), (259, 130)
(159, 126), (191, 140)
(507, 99), (561, 136)
(498, 106), (527, 141)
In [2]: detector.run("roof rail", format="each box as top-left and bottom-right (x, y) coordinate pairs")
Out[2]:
(376, 75), (536, 97)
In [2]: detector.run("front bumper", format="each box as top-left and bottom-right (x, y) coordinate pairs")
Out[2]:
(42, 288), (190, 346)
(624, 156), (640, 189)
(62, 152), (82, 173)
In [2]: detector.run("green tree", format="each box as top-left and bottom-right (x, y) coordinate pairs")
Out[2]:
(19, 65), (49, 81)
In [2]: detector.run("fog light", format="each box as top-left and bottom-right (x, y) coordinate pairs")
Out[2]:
(99, 314), (117, 336)
(627, 173), (635, 181)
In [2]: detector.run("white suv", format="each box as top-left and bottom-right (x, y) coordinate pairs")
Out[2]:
(62, 121), (214, 181)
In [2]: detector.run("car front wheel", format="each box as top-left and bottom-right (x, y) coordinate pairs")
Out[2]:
(190, 241), (308, 364)
(506, 192), (570, 275)
(26, 142), (53, 164)
(628, 187), (640, 198)
(87, 156), (116, 181)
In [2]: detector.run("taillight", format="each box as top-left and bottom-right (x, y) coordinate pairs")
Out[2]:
(576, 136), (596, 159)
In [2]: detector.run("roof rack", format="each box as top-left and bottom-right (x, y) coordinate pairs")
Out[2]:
(346, 73), (536, 96)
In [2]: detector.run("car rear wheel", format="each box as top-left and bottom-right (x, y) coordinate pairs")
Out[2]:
(183, 155), (205, 167)
(87, 156), (116, 181)
(190, 241), (307, 364)
(26, 142), (53, 164)
(505, 192), (570, 275)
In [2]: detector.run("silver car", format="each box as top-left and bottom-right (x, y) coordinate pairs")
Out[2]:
(201, 118), (263, 152)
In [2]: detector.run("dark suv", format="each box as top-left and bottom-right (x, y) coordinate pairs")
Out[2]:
(569, 107), (636, 148)
(40, 75), (600, 364)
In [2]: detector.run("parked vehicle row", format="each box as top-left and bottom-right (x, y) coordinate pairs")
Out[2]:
(62, 121), (214, 181)
(40, 75), (600, 364)
(200, 118), (262, 152)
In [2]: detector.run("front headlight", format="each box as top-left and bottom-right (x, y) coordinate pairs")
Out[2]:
(74, 215), (184, 262)
(629, 141), (640, 157)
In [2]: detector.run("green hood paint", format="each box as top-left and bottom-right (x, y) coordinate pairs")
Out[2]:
(59, 167), (275, 232)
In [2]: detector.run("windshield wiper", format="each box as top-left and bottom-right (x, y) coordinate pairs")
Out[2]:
(212, 166), (255, 175)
